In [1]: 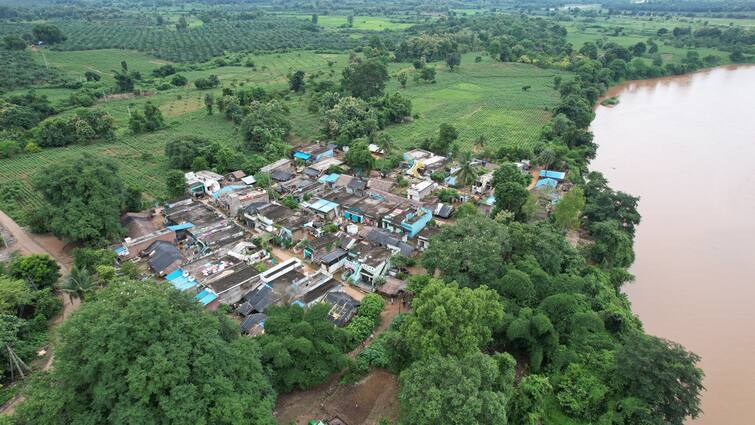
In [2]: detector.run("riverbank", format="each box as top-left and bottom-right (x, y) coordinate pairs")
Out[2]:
(590, 65), (755, 424)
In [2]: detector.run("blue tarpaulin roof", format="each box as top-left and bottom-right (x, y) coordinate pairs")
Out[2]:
(171, 276), (198, 291)
(318, 173), (340, 184)
(167, 222), (194, 231)
(114, 246), (126, 255)
(484, 195), (496, 206)
(211, 185), (245, 199)
(294, 151), (311, 160)
(166, 268), (198, 291)
(535, 178), (559, 188)
(165, 269), (184, 281)
(195, 289), (218, 305)
(445, 176), (457, 186)
(539, 170), (566, 180)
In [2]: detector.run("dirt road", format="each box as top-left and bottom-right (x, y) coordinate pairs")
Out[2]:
(0, 210), (78, 416)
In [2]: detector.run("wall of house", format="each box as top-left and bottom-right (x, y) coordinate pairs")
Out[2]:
(401, 209), (433, 238)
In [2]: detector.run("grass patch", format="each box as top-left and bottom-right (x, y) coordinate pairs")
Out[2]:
(382, 54), (565, 151)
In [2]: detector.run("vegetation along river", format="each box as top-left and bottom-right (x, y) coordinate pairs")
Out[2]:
(590, 65), (755, 424)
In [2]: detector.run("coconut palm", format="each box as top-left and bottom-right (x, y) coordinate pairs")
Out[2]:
(376, 133), (394, 155)
(537, 147), (558, 169)
(59, 266), (97, 301)
(455, 151), (477, 187)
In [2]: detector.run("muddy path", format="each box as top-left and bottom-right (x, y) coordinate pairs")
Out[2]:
(0, 211), (79, 416)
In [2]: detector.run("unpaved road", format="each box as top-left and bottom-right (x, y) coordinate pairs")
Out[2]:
(0, 211), (78, 416)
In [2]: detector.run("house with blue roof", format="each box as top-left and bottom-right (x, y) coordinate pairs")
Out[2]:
(539, 170), (567, 181)
(292, 143), (335, 163)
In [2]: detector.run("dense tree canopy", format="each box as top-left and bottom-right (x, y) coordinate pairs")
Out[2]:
(14, 280), (276, 425)
(33, 154), (125, 244)
(340, 59), (389, 100)
(398, 279), (503, 359)
(399, 352), (512, 425)
(421, 216), (510, 288)
(257, 304), (348, 393)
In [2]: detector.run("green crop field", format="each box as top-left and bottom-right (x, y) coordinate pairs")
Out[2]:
(280, 14), (416, 30)
(383, 54), (565, 151)
(0, 109), (238, 219)
(0, 49), (567, 218)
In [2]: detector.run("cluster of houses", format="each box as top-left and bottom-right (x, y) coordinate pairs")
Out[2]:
(113, 141), (570, 337)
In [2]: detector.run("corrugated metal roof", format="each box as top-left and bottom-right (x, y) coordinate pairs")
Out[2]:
(166, 222), (194, 231)
(539, 170), (566, 180)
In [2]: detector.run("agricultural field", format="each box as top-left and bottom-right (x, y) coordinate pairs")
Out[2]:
(0, 48), (567, 219)
(562, 16), (739, 64)
(279, 14), (417, 30)
(0, 109), (237, 219)
(0, 18), (362, 62)
(383, 54), (566, 151)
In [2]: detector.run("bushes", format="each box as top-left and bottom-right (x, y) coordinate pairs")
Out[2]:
(194, 74), (220, 89)
(35, 109), (114, 148)
(344, 293), (385, 348)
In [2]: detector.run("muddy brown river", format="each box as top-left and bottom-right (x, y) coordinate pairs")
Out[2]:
(591, 65), (755, 424)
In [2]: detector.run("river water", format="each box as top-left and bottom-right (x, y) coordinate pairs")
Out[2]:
(590, 65), (755, 424)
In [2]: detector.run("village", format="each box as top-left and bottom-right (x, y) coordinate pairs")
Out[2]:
(114, 141), (570, 335)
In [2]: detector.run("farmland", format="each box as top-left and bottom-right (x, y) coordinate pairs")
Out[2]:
(0, 18), (362, 62)
(0, 48), (568, 219)
(383, 54), (565, 151)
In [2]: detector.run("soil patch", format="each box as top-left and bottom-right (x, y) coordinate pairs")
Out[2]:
(275, 370), (399, 425)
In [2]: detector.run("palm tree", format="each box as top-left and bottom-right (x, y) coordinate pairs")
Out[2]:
(59, 266), (97, 301)
(537, 148), (557, 169)
(376, 133), (394, 155)
(455, 151), (477, 187)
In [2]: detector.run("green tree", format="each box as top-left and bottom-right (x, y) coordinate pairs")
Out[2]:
(203, 93), (213, 114)
(311, 14), (318, 25)
(257, 304), (347, 392)
(557, 363), (608, 419)
(32, 24), (66, 44)
(588, 220), (635, 268)
(33, 155), (125, 245)
(399, 352), (509, 425)
(165, 136), (211, 170)
(165, 169), (186, 199)
(341, 60), (389, 100)
(454, 202), (479, 219)
(399, 279), (503, 359)
(72, 248), (116, 271)
(455, 151), (477, 187)
(240, 100), (291, 152)
(492, 163), (531, 219)
(445, 52), (461, 70)
(0, 276), (32, 315)
(58, 266), (97, 301)
(347, 15), (354, 27)
(14, 280), (277, 424)
(2, 35), (26, 50)
(124, 185), (143, 212)
(288, 70), (305, 92)
(421, 216), (509, 287)
(344, 139), (374, 173)
(553, 186), (585, 230)
(614, 334), (704, 425)
(397, 71), (408, 88)
(508, 374), (552, 425)
(323, 96), (378, 144)
(419, 66), (436, 83)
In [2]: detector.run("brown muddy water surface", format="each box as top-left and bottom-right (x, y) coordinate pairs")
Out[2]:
(591, 65), (755, 424)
